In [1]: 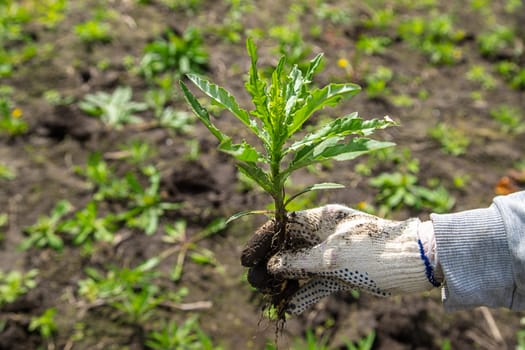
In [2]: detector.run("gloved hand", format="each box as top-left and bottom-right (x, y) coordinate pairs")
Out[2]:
(241, 205), (442, 315)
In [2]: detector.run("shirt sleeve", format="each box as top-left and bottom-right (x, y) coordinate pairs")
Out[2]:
(430, 191), (525, 311)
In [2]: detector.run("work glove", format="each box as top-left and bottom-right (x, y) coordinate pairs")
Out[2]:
(241, 205), (442, 315)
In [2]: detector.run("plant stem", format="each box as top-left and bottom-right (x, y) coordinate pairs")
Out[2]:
(270, 149), (287, 248)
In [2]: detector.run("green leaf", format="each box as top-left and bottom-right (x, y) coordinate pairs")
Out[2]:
(218, 139), (261, 162)
(285, 182), (344, 207)
(236, 162), (273, 194)
(225, 209), (272, 224)
(304, 53), (324, 82)
(245, 38), (269, 123)
(185, 74), (260, 136)
(287, 114), (395, 154)
(288, 138), (395, 172)
(288, 83), (362, 136)
(179, 80), (229, 143)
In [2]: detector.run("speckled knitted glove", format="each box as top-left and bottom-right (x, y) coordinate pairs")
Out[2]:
(241, 205), (442, 315)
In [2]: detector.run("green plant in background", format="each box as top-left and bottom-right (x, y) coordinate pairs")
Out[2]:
(477, 25), (519, 58)
(0, 213), (7, 241)
(370, 167), (455, 215)
(121, 165), (181, 235)
(77, 258), (185, 325)
(0, 162), (15, 180)
(428, 122), (470, 156)
(74, 19), (112, 45)
(398, 15), (464, 65)
(269, 24), (312, 69)
(365, 66), (393, 98)
(140, 27), (208, 81)
(162, 218), (226, 281)
(20, 200), (73, 251)
(78, 86), (148, 129)
(114, 140), (157, 165)
(180, 38), (395, 252)
(29, 307), (58, 339)
(495, 61), (525, 90)
(356, 35), (392, 56)
(78, 258), (159, 303)
(0, 269), (38, 307)
(214, 0), (254, 43)
(0, 97), (28, 136)
(489, 105), (525, 134)
(362, 7), (394, 30)
(61, 201), (117, 250)
(345, 330), (376, 350)
(146, 315), (223, 350)
(466, 64), (496, 90)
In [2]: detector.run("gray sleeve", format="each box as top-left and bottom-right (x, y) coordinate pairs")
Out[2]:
(430, 191), (525, 311)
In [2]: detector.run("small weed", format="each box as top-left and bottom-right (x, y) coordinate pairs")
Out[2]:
(214, 0), (254, 43)
(0, 269), (38, 307)
(0, 162), (15, 180)
(42, 89), (74, 106)
(477, 25), (519, 58)
(78, 86), (148, 129)
(156, 108), (195, 134)
(428, 122), (470, 156)
(362, 148), (454, 214)
(0, 97), (28, 136)
(78, 258), (159, 303)
(269, 25), (311, 68)
(356, 35), (392, 56)
(116, 140), (157, 165)
(29, 307), (58, 339)
(489, 105), (525, 134)
(162, 218), (226, 281)
(370, 171), (455, 215)
(20, 200), (74, 251)
(365, 66), (393, 97)
(140, 27), (208, 81)
(146, 315), (223, 350)
(362, 7), (395, 30)
(74, 19), (112, 45)
(0, 213), (6, 241)
(345, 330), (376, 350)
(61, 201), (117, 251)
(120, 165), (181, 235)
(398, 15), (464, 65)
(466, 65), (496, 90)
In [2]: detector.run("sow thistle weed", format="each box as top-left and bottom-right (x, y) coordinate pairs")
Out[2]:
(180, 38), (395, 315)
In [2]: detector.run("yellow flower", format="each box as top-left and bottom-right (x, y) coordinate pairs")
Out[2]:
(357, 201), (367, 210)
(337, 58), (349, 68)
(11, 108), (23, 118)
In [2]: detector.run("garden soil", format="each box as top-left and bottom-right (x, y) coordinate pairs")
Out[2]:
(1, 1), (524, 349)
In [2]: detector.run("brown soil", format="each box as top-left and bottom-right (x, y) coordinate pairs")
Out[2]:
(1, 0), (524, 349)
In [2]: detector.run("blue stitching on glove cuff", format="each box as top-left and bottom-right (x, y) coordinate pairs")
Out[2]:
(417, 239), (441, 287)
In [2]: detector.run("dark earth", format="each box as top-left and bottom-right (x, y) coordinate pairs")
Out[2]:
(1, 0), (525, 349)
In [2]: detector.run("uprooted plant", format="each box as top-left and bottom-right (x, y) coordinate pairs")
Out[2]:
(180, 38), (396, 318)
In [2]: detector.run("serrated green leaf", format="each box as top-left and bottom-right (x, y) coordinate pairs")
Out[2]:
(304, 53), (324, 81)
(218, 139), (261, 162)
(186, 74), (260, 137)
(236, 162), (273, 194)
(288, 83), (362, 137)
(288, 138), (394, 172)
(286, 114), (395, 154)
(179, 80), (229, 143)
(245, 38), (270, 127)
(285, 182), (344, 206)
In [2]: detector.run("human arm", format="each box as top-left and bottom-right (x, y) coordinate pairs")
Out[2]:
(432, 190), (525, 311)
(241, 191), (525, 314)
